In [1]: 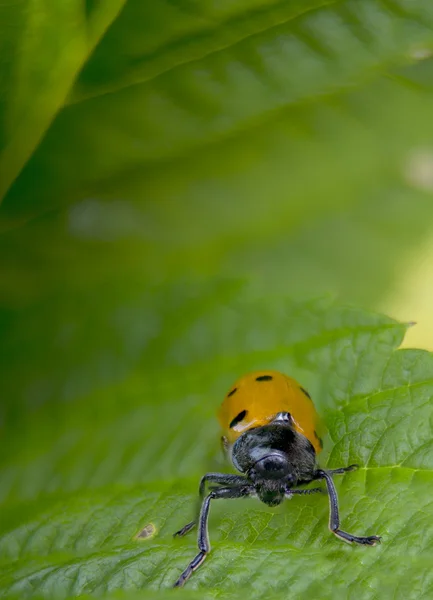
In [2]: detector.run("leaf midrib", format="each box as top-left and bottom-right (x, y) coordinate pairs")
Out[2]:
(69, 0), (339, 105)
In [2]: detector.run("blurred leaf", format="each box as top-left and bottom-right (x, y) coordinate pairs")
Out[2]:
(0, 0), (127, 203)
(1, 293), (433, 599)
(2, 1), (433, 341)
(2, 0), (433, 223)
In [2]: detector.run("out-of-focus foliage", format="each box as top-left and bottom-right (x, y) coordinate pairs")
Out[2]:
(2, 1), (433, 599)
(0, 0), (127, 202)
(2, 2), (433, 309)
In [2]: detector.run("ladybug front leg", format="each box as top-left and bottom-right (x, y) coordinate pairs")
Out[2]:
(326, 464), (358, 476)
(173, 473), (248, 538)
(315, 469), (381, 546)
(173, 485), (253, 587)
(285, 487), (324, 497)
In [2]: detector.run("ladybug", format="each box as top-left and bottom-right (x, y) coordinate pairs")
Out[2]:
(173, 370), (380, 587)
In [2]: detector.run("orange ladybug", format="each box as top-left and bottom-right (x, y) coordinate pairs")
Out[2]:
(173, 371), (380, 587)
(218, 370), (323, 452)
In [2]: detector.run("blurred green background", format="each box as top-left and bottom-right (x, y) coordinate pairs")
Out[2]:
(2, 0), (433, 426)
(1, 0), (433, 597)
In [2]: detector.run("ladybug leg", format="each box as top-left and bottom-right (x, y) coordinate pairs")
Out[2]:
(174, 520), (196, 538)
(315, 469), (381, 546)
(326, 464), (358, 476)
(173, 485), (254, 588)
(197, 473), (249, 496)
(173, 473), (248, 538)
(285, 487), (324, 497)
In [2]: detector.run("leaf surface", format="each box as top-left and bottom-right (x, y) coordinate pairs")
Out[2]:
(1, 292), (432, 599)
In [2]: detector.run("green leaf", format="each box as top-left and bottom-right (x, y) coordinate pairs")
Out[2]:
(3, 0), (433, 346)
(1, 291), (432, 599)
(2, 0), (433, 224)
(0, 0), (127, 204)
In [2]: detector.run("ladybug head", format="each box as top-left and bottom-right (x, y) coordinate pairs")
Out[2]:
(230, 414), (316, 497)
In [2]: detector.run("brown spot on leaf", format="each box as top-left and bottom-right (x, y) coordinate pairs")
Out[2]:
(135, 523), (157, 540)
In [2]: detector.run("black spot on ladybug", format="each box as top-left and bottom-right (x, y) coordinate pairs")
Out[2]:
(227, 387), (237, 397)
(229, 410), (247, 429)
(314, 430), (323, 449)
(256, 375), (273, 382)
(300, 387), (312, 400)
